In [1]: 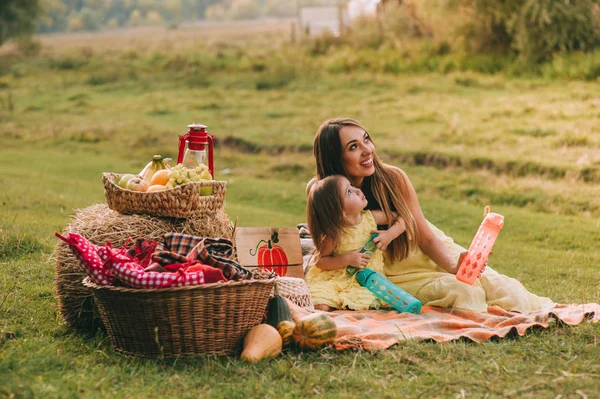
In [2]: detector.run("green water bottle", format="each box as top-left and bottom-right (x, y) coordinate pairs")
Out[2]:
(347, 234), (422, 314)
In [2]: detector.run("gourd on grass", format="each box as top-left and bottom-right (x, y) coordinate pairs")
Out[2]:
(265, 294), (293, 328)
(277, 320), (296, 347)
(240, 324), (282, 363)
(292, 313), (337, 351)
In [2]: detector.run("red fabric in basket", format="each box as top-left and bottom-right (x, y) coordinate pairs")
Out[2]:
(167, 261), (227, 283)
(112, 254), (206, 288)
(109, 251), (206, 289)
(55, 232), (115, 286)
(125, 238), (158, 269)
(152, 233), (252, 281)
(56, 232), (233, 288)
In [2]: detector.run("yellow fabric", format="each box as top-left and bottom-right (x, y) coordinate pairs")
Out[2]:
(384, 221), (555, 313)
(306, 210), (389, 310)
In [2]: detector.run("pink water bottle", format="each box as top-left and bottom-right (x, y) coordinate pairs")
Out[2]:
(456, 206), (504, 285)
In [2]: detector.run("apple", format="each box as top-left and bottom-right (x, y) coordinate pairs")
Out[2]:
(199, 186), (213, 196)
(126, 177), (148, 192)
(118, 174), (137, 189)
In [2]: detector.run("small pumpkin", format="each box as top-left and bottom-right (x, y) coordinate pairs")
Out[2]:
(265, 294), (293, 328)
(240, 324), (282, 363)
(276, 320), (296, 347)
(292, 313), (337, 351)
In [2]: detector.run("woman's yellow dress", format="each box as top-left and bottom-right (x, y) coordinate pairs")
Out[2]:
(306, 210), (389, 310)
(384, 222), (555, 313)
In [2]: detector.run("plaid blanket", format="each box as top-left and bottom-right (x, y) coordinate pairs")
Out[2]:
(286, 300), (600, 350)
(151, 233), (252, 281)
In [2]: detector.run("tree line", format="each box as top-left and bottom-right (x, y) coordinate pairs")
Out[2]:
(0, 0), (296, 42)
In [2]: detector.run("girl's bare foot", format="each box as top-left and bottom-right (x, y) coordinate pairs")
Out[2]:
(315, 304), (334, 311)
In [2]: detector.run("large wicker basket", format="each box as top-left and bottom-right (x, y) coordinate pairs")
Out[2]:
(83, 277), (276, 358)
(102, 172), (226, 218)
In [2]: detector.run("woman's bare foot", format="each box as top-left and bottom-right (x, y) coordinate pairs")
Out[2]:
(314, 304), (334, 311)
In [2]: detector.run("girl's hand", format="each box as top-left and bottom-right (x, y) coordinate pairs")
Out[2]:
(345, 250), (371, 269)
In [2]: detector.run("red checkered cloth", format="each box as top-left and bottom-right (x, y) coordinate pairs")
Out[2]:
(57, 232), (240, 288)
(109, 250), (206, 289)
(55, 232), (116, 286)
(152, 233), (252, 281)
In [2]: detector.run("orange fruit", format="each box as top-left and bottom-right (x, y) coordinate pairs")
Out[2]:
(150, 169), (170, 186)
(147, 184), (165, 192)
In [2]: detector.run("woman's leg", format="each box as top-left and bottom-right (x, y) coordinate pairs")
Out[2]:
(415, 274), (488, 312)
(479, 267), (554, 313)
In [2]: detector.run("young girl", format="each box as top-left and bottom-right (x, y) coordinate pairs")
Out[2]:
(305, 175), (407, 311)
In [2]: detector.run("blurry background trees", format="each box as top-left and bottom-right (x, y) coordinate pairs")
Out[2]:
(1, 0), (599, 74)
(0, 0), (41, 46)
(33, 0), (297, 34)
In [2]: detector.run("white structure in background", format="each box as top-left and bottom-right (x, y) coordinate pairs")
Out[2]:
(298, 0), (380, 36)
(299, 6), (348, 36)
(347, 0), (380, 20)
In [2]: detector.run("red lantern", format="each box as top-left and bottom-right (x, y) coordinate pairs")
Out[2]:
(249, 231), (288, 276)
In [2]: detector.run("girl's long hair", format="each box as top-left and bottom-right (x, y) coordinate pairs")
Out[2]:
(306, 175), (350, 255)
(313, 118), (419, 262)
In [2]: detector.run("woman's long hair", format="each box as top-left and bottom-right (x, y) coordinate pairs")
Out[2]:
(313, 118), (419, 262)
(306, 175), (350, 255)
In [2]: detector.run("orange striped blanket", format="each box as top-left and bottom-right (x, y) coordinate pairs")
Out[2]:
(287, 301), (600, 351)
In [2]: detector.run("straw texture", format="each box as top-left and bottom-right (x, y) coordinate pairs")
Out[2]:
(84, 277), (276, 358)
(103, 172), (226, 218)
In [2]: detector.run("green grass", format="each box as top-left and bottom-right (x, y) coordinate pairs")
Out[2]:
(1, 27), (600, 398)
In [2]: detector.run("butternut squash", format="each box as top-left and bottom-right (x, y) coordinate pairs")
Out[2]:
(240, 324), (282, 363)
(292, 313), (337, 351)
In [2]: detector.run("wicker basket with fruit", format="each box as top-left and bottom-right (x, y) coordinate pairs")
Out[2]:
(103, 164), (226, 218)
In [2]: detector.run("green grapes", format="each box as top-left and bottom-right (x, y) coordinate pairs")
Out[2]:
(165, 164), (213, 189)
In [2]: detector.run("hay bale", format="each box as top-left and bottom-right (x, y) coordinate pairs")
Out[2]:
(54, 203), (234, 332)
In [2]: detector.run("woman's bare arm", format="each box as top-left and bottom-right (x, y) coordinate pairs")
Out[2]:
(393, 168), (459, 274)
(370, 210), (406, 251)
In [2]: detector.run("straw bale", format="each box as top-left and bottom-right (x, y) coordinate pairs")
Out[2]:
(54, 203), (234, 332)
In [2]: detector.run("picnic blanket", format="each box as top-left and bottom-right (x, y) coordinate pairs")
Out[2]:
(286, 300), (600, 351)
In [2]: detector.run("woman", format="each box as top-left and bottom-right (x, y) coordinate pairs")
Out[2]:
(307, 117), (553, 313)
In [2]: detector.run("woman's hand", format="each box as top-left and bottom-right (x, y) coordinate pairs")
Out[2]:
(371, 217), (407, 251)
(372, 230), (395, 251)
(455, 251), (487, 277)
(452, 251), (468, 275)
(345, 250), (371, 269)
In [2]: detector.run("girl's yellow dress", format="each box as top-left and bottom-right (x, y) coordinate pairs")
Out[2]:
(306, 210), (388, 310)
(384, 221), (555, 313)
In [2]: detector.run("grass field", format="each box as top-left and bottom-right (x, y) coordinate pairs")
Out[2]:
(1, 21), (600, 398)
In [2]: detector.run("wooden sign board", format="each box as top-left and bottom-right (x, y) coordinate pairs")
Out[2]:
(235, 227), (304, 279)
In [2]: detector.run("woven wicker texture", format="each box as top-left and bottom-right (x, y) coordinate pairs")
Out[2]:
(274, 277), (314, 311)
(84, 277), (275, 358)
(53, 204), (234, 332)
(102, 172), (226, 218)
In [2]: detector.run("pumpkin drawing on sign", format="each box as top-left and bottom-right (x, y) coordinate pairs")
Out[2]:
(249, 231), (289, 276)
